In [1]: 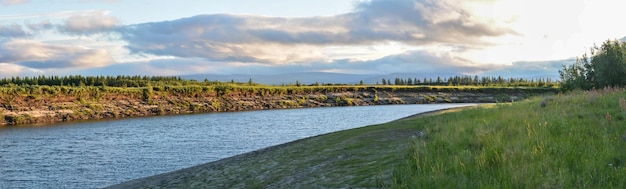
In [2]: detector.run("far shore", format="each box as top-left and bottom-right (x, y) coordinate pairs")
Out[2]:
(2, 86), (542, 126)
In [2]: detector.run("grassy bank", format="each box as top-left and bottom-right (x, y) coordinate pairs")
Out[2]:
(107, 88), (625, 188)
(393, 87), (626, 188)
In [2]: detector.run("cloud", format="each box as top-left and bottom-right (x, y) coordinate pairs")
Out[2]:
(76, 58), (224, 76)
(296, 49), (506, 76)
(0, 39), (114, 69)
(1, 0), (28, 6)
(26, 20), (53, 31)
(484, 59), (573, 79)
(70, 47), (566, 82)
(0, 63), (43, 77)
(59, 11), (120, 34)
(350, 0), (516, 44)
(0, 24), (29, 38)
(1, 0), (116, 6)
(0, 0), (571, 80)
(0, 11), (118, 35)
(81, 50), (499, 76)
(118, 0), (516, 64)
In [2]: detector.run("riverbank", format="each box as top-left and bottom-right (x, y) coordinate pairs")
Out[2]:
(1, 85), (553, 126)
(107, 88), (626, 188)
(104, 105), (476, 188)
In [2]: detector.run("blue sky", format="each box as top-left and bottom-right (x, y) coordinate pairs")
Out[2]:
(1, 0), (625, 79)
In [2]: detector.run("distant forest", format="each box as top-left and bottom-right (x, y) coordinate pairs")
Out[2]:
(0, 75), (557, 88)
(376, 75), (556, 87)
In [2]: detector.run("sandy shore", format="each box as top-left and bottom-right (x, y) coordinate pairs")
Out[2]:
(104, 106), (474, 189)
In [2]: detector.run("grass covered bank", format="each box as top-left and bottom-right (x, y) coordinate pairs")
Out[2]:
(107, 88), (624, 188)
(393, 87), (626, 188)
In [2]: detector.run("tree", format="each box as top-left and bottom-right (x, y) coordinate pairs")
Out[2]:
(473, 75), (479, 85)
(590, 40), (626, 87)
(559, 57), (592, 90)
(142, 83), (154, 104)
(560, 39), (626, 90)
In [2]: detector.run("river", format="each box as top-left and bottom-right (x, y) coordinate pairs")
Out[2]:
(0, 104), (474, 188)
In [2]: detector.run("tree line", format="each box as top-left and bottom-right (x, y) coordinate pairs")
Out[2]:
(378, 75), (556, 87)
(0, 75), (211, 88)
(0, 74), (559, 88)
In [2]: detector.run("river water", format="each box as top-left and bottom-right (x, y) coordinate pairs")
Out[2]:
(0, 104), (474, 188)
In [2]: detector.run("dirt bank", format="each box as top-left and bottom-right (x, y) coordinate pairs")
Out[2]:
(1, 87), (538, 126)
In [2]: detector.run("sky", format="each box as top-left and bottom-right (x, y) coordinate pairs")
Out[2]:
(1, 0), (625, 80)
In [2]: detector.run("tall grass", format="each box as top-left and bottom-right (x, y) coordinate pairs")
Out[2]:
(392, 87), (626, 188)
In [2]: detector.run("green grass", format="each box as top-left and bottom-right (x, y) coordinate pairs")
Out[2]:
(110, 88), (624, 188)
(392, 87), (626, 188)
(107, 88), (626, 188)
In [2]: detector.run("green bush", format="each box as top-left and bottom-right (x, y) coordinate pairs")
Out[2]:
(560, 39), (626, 90)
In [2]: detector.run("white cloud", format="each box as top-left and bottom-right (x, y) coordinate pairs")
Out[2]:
(0, 39), (114, 69)
(1, 0), (28, 6)
(60, 11), (120, 34)
(118, 0), (516, 65)
(0, 63), (42, 77)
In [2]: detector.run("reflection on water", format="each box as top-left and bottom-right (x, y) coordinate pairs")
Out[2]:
(0, 104), (474, 188)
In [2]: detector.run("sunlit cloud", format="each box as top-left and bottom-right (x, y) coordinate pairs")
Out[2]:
(119, 0), (516, 65)
(0, 39), (114, 69)
(59, 11), (120, 34)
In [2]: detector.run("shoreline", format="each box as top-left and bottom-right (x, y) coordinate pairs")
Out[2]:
(104, 105), (478, 188)
(1, 87), (543, 126)
(1, 102), (472, 128)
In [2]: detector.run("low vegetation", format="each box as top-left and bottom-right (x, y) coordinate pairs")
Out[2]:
(392, 87), (626, 188)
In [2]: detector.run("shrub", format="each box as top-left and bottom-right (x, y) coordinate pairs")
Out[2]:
(4, 114), (26, 124)
(142, 85), (153, 104)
